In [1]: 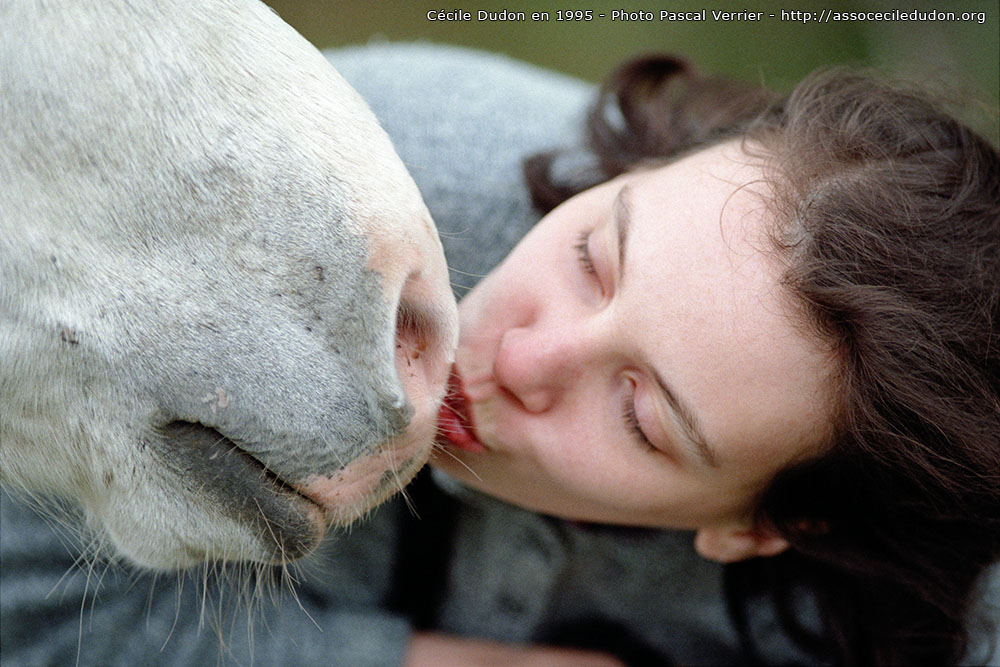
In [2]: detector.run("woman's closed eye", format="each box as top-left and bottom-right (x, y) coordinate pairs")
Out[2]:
(574, 230), (597, 276)
(573, 228), (610, 304)
(623, 382), (657, 453)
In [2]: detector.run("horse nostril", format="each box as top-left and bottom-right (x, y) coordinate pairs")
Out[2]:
(395, 301), (430, 367)
(394, 269), (446, 363)
(393, 269), (455, 402)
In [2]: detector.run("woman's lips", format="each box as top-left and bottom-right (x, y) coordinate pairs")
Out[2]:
(438, 368), (487, 453)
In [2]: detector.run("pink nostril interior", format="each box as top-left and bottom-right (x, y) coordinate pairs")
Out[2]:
(395, 304), (428, 364)
(394, 300), (453, 405)
(392, 269), (458, 414)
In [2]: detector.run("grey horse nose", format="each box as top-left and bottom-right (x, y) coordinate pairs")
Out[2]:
(394, 269), (457, 399)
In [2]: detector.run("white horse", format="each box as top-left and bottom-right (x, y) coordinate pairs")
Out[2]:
(0, 0), (458, 570)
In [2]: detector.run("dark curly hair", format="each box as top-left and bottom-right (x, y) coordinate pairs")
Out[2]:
(524, 55), (1000, 665)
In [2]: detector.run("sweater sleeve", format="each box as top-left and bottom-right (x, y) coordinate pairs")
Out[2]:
(1, 489), (412, 666)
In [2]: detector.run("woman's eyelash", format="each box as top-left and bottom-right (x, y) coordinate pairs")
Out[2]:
(622, 392), (656, 452)
(574, 230), (597, 275)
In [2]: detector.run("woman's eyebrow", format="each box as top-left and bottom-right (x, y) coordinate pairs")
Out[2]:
(613, 186), (634, 290)
(651, 368), (720, 468)
(613, 184), (720, 469)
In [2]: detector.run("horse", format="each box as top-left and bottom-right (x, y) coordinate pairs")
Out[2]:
(0, 0), (458, 570)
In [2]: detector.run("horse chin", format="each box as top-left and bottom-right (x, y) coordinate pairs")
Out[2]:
(90, 421), (434, 570)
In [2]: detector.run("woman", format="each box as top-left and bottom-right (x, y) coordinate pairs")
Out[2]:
(2, 44), (996, 666)
(403, 49), (1000, 664)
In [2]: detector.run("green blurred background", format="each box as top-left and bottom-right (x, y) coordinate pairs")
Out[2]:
(263, 0), (998, 143)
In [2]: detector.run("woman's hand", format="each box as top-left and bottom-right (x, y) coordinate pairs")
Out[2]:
(405, 632), (626, 666)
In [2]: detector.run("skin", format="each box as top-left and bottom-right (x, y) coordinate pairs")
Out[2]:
(414, 140), (838, 664)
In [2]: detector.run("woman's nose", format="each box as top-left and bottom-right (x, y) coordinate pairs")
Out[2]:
(492, 322), (583, 413)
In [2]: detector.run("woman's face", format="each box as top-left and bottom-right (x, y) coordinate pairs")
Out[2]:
(434, 141), (836, 557)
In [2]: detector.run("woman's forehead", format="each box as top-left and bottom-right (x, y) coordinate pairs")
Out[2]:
(621, 142), (835, 466)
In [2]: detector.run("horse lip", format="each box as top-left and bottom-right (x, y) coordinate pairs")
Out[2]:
(160, 421), (326, 560)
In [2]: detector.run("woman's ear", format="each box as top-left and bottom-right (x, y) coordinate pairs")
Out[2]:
(694, 524), (790, 563)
